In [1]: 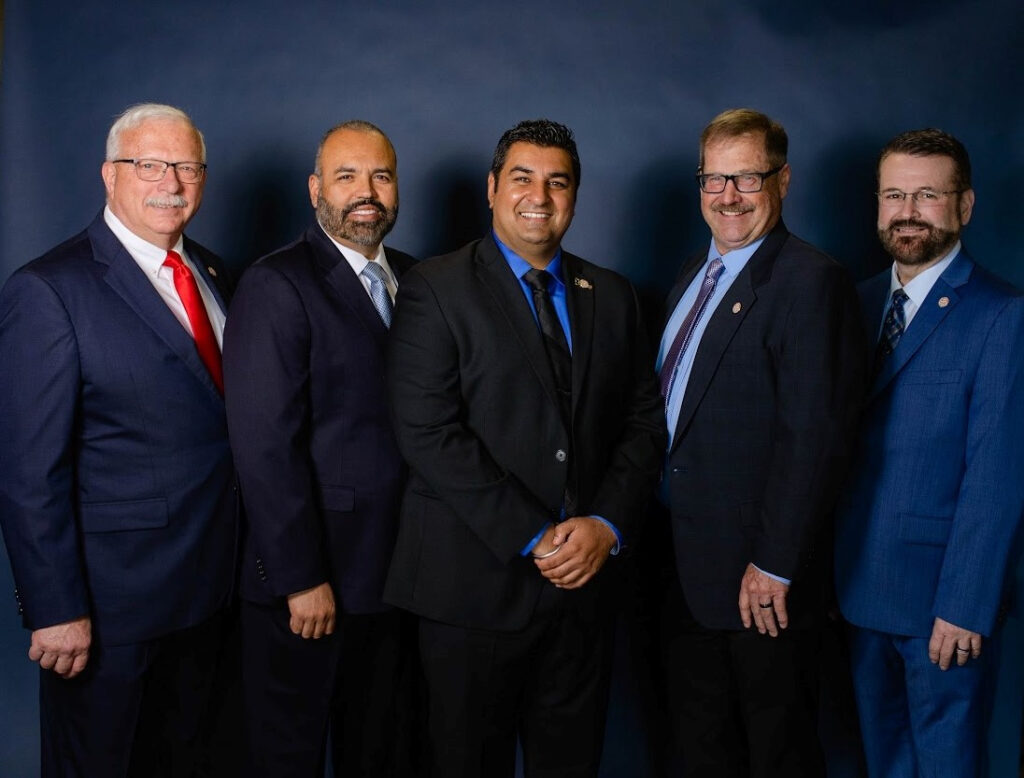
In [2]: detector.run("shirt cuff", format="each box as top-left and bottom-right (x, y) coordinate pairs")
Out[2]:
(521, 523), (552, 556)
(753, 564), (790, 585)
(591, 515), (622, 555)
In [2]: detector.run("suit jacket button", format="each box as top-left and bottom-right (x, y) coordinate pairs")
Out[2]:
(555, 449), (567, 462)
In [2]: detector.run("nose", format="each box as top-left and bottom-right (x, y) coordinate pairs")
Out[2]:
(895, 195), (920, 218)
(718, 178), (743, 204)
(159, 165), (184, 192)
(525, 179), (551, 204)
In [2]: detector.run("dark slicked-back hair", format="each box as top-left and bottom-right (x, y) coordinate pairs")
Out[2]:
(699, 108), (788, 170)
(490, 119), (581, 188)
(877, 128), (972, 191)
(313, 119), (394, 176)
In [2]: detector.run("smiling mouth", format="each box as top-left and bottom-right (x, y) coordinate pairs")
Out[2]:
(519, 212), (551, 221)
(713, 206), (753, 216)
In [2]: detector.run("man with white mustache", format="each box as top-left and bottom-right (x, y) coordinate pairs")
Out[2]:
(654, 108), (864, 776)
(0, 103), (237, 775)
(223, 120), (418, 776)
(834, 128), (1024, 777)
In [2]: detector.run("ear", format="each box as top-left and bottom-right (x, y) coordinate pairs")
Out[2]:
(486, 172), (496, 209)
(308, 174), (321, 209)
(776, 163), (791, 200)
(958, 188), (975, 227)
(101, 161), (117, 197)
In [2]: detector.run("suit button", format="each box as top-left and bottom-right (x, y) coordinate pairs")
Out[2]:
(555, 449), (567, 462)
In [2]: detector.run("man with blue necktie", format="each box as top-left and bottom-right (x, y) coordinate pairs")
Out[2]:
(834, 128), (1024, 777)
(655, 108), (864, 777)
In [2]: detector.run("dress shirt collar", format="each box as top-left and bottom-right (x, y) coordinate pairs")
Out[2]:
(888, 241), (961, 309)
(318, 221), (394, 283)
(705, 233), (767, 279)
(104, 205), (186, 277)
(493, 231), (566, 288)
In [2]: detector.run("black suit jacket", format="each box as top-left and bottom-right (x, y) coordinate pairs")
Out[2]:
(664, 221), (864, 631)
(384, 235), (666, 631)
(223, 225), (417, 614)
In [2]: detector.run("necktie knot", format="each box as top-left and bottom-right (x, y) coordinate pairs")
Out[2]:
(705, 257), (725, 284)
(523, 268), (553, 294)
(163, 249), (186, 272)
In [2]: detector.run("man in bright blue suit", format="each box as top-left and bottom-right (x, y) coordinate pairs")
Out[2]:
(835, 128), (1024, 777)
(0, 104), (237, 776)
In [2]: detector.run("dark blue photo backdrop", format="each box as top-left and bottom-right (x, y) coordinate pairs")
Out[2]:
(2, 1), (1022, 774)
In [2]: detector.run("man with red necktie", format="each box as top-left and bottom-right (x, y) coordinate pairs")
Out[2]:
(0, 103), (237, 776)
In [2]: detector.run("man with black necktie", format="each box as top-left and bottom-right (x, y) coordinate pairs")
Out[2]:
(384, 119), (666, 778)
(655, 108), (864, 776)
(222, 120), (418, 776)
(0, 103), (237, 776)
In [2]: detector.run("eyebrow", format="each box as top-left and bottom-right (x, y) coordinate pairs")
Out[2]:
(509, 165), (571, 180)
(332, 165), (394, 175)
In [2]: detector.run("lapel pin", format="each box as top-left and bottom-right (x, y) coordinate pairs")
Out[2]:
(938, 296), (949, 308)
(574, 277), (592, 290)
(732, 302), (742, 314)
(207, 266), (218, 277)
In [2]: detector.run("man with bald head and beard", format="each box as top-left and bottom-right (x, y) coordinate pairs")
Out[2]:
(223, 120), (417, 776)
(835, 128), (1024, 777)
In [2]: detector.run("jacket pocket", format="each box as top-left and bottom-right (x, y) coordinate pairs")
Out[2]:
(898, 513), (952, 546)
(320, 485), (354, 512)
(899, 369), (962, 386)
(79, 497), (169, 533)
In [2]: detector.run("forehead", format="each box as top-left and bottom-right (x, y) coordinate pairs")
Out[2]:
(120, 119), (201, 157)
(879, 153), (956, 188)
(321, 129), (395, 170)
(702, 133), (768, 171)
(499, 142), (574, 179)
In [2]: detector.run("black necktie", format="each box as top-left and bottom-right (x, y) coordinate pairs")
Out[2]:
(523, 268), (576, 515)
(523, 269), (572, 424)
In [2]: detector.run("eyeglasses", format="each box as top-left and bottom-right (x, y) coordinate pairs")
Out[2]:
(696, 167), (782, 194)
(877, 189), (962, 207)
(113, 158), (207, 183)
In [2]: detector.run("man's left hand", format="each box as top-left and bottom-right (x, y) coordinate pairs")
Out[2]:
(533, 516), (616, 589)
(738, 563), (790, 636)
(928, 617), (982, 670)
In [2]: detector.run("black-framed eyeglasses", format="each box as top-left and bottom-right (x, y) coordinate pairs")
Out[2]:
(696, 167), (782, 194)
(113, 158), (207, 183)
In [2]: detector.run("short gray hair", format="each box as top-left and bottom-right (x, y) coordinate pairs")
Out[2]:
(106, 103), (206, 162)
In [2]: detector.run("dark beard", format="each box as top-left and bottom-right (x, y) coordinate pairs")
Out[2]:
(317, 196), (398, 248)
(878, 219), (959, 266)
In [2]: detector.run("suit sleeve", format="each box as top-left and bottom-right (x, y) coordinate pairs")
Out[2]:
(754, 263), (866, 579)
(223, 264), (328, 597)
(934, 297), (1024, 634)
(387, 268), (553, 563)
(0, 271), (91, 629)
(588, 284), (668, 540)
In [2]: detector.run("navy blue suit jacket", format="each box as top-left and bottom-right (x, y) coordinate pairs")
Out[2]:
(223, 225), (416, 614)
(835, 250), (1024, 637)
(0, 214), (238, 646)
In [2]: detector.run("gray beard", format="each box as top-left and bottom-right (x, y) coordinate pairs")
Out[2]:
(317, 196), (397, 248)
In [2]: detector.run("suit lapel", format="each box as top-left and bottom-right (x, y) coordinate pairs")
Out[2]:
(474, 236), (565, 416)
(309, 226), (389, 347)
(563, 253), (594, 415)
(185, 237), (230, 314)
(89, 217), (222, 399)
(669, 223), (788, 452)
(870, 252), (973, 398)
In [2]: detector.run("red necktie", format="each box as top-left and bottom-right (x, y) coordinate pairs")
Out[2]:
(163, 250), (224, 394)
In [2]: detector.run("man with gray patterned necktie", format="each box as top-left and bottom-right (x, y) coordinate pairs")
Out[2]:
(222, 120), (418, 777)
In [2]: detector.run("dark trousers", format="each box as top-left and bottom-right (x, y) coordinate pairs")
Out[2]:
(39, 611), (227, 778)
(660, 578), (826, 778)
(417, 587), (614, 778)
(240, 600), (411, 777)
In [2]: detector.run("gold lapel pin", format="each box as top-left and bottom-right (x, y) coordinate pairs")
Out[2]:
(732, 302), (742, 314)
(207, 267), (218, 277)
(574, 278), (592, 290)
(938, 296), (949, 308)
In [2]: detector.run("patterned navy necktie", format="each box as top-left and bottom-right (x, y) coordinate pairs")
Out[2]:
(659, 258), (725, 404)
(874, 287), (909, 374)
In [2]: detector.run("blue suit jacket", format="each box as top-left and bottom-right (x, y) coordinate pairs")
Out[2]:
(222, 225), (417, 614)
(835, 249), (1024, 637)
(0, 214), (238, 646)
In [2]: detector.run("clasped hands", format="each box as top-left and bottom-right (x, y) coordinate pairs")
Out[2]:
(531, 517), (617, 589)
